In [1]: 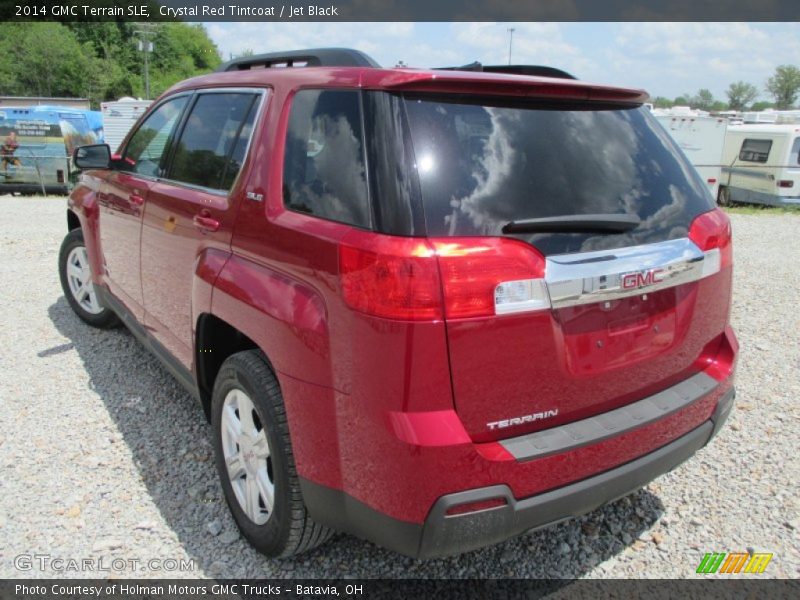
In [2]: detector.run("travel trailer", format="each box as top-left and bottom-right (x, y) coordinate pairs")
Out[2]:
(719, 124), (800, 206)
(0, 105), (103, 195)
(100, 97), (153, 152)
(655, 113), (728, 200)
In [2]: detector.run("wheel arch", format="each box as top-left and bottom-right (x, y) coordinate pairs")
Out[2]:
(195, 313), (269, 419)
(67, 209), (81, 231)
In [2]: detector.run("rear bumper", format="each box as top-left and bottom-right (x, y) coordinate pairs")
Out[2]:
(302, 388), (734, 558)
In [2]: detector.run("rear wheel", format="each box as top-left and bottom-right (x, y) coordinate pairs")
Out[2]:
(58, 228), (119, 328)
(211, 350), (333, 557)
(717, 186), (731, 207)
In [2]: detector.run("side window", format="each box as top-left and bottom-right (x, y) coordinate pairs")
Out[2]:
(282, 90), (371, 228)
(739, 138), (772, 163)
(791, 137), (800, 165)
(121, 96), (188, 177)
(168, 92), (258, 190)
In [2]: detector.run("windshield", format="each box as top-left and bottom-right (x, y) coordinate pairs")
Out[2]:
(403, 97), (715, 255)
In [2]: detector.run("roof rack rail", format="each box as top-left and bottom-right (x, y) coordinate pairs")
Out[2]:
(436, 62), (576, 80)
(216, 48), (380, 72)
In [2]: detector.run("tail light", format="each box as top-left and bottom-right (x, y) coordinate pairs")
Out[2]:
(339, 233), (548, 321)
(339, 235), (442, 320)
(777, 180), (794, 188)
(433, 238), (547, 318)
(688, 208), (733, 278)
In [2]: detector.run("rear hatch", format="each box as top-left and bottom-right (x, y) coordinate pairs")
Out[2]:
(402, 94), (733, 442)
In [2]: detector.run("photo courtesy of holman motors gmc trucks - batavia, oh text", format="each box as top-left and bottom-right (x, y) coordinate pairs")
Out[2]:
(59, 48), (737, 558)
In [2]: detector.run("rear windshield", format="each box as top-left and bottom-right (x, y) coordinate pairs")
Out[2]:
(403, 97), (714, 255)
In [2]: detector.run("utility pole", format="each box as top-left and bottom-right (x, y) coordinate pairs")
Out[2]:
(134, 24), (157, 100)
(507, 28), (515, 65)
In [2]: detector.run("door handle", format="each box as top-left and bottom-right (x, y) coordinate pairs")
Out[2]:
(129, 194), (144, 206)
(193, 211), (220, 232)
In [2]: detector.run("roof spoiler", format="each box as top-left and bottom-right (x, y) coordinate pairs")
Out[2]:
(216, 48), (380, 72)
(437, 62), (577, 80)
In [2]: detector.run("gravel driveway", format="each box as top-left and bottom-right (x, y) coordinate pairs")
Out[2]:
(0, 196), (797, 580)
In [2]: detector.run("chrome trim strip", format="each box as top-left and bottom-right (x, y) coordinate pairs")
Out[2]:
(545, 237), (706, 309)
(500, 371), (719, 461)
(721, 166), (775, 180)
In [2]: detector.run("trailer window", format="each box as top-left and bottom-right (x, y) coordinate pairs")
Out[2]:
(739, 138), (772, 163)
(792, 138), (800, 165)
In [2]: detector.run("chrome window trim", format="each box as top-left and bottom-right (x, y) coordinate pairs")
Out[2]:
(544, 237), (708, 310)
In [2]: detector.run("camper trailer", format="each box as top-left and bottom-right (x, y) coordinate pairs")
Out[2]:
(719, 124), (800, 207)
(0, 105), (103, 195)
(655, 113), (728, 199)
(100, 97), (152, 152)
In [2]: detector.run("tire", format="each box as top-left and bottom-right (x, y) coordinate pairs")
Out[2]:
(58, 228), (119, 328)
(211, 350), (333, 557)
(717, 186), (731, 207)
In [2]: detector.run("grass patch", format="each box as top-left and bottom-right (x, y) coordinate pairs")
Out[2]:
(723, 204), (800, 216)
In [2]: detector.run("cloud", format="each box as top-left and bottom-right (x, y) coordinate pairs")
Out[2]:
(600, 22), (800, 99)
(204, 22), (800, 100)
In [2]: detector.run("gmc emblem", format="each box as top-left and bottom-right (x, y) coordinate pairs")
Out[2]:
(621, 268), (664, 289)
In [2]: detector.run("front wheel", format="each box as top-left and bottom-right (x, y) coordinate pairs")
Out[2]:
(211, 350), (333, 557)
(58, 228), (119, 328)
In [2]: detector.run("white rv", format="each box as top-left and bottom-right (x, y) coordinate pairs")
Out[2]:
(655, 113), (728, 200)
(100, 97), (152, 153)
(719, 124), (800, 207)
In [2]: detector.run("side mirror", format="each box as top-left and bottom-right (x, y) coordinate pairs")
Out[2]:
(73, 144), (111, 170)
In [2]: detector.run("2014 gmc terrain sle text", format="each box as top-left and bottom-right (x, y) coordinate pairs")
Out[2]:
(58, 48), (737, 559)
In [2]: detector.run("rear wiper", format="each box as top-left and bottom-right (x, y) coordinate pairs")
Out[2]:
(502, 213), (641, 234)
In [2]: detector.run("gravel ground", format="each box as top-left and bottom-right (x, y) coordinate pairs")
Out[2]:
(0, 195), (798, 580)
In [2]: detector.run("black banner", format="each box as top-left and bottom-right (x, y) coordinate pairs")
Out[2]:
(2, 579), (800, 600)
(0, 0), (798, 22)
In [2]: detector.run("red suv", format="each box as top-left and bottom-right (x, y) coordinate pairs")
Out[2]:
(59, 48), (737, 558)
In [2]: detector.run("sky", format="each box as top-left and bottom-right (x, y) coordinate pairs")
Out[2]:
(203, 22), (800, 102)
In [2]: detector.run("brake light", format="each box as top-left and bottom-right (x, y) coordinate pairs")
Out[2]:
(433, 238), (547, 318)
(688, 208), (733, 277)
(340, 234), (442, 320)
(339, 233), (548, 320)
(777, 180), (794, 188)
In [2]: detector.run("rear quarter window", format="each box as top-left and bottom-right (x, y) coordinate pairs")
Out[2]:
(282, 90), (371, 229)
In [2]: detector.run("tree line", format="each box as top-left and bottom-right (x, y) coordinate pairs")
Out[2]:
(0, 22), (221, 107)
(1, 23), (798, 114)
(652, 65), (800, 112)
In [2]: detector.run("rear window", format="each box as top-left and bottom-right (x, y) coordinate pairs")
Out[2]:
(403, 98), (714, 255)
(738, 138), (772, 163)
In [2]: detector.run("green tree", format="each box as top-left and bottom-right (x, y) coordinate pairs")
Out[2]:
(725, 81), (759, 111)
(0, 22), (221, 106)
(766, 65), (800, 109)
(710, 100), (729, 112)
(673, 96), (688, 106)
(691, 89), (715, 111)
(652, 96), (673, 108)
(750, 101), (775, 111)
(0, 23), (94, 98)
